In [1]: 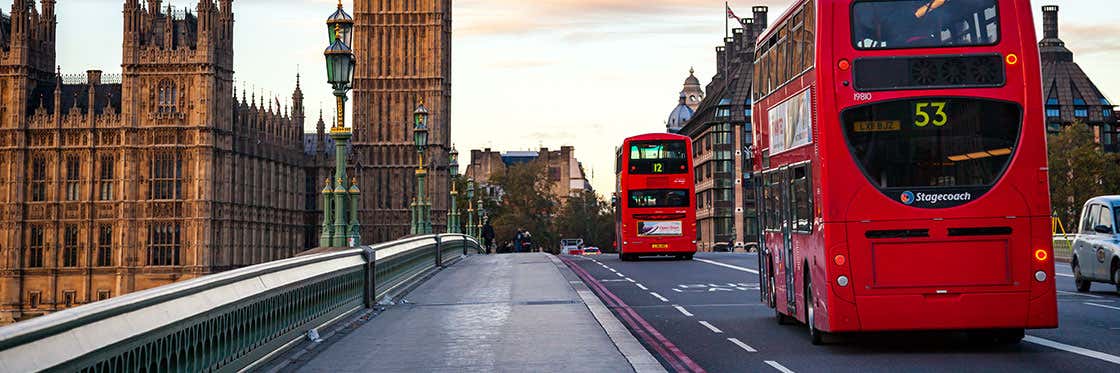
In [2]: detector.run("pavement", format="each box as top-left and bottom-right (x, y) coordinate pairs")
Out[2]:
(565, 252), (1120, 373)
(293, 253), (647, 373)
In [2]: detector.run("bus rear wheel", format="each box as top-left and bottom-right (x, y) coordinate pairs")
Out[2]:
(806, 279), (824, 345)
(969, 329), (1024, 345)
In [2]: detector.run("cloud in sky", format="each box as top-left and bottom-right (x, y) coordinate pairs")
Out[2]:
(48, 0), (1120, 196)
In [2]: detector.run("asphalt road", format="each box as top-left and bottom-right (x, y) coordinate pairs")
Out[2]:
(565, 253), (1120, 373)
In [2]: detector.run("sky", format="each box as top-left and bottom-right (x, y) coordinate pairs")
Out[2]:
(51, 0), (1120, 196)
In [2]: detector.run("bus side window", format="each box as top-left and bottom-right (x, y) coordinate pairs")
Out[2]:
(790, 164), (813, 233)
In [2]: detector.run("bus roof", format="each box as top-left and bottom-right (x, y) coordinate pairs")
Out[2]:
(622, 133), (690, 143)
(756, 0), (815, 45)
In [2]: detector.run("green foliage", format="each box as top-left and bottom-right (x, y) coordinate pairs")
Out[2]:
(480, 162), (615, 254)
(1048, 124), (1120, 230)
(554, 190), (615, 252)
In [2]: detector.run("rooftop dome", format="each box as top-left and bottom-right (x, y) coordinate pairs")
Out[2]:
(667, 93), (694, 134)
(684, 67), (701, 86)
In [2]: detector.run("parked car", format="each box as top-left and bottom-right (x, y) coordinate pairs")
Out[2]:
(1071, 196), (1120, 294)
(582, 246), (601, 255)
(561, 238), (584, 256)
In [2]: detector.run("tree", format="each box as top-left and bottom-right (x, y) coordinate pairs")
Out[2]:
(487, 162), (559, 252)
(1048, 123), (1120, 231)
(554, 190), (615, 253)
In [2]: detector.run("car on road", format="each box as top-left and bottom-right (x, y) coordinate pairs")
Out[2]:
(582, 246), (601, 255)
(561, 238), (584, 255)
(1071, 196), (1120, 294)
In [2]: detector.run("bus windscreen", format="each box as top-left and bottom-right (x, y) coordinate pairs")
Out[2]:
(629, 141), (688, 174)
(628, 189), (690, 208)
(852, 0), (1000, 50)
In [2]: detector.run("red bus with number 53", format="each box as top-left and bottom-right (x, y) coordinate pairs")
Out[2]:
(614, 133), (697, 261)
(752, 0), (1056, 344)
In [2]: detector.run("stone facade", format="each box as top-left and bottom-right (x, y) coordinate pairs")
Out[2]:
(351, 0), (452, 243)
(0, 0), (323, 324)
(465, 147), (593, 201)
(679, 7), (767, 252)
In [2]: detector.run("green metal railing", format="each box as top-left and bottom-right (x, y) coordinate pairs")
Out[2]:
(1053, 234), (1075, 261)
(0, 234), (481, 373)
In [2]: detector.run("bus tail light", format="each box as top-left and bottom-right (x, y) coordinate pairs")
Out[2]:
(1006, 53), (1019, 65)
(838, 59), (851, 71)
(834, 255), (846, 266)
(1034, 249), (1048, 262)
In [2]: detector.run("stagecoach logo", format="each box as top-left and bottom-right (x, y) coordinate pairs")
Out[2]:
(900, 191), (916, 205)
(901, 191), (974, 206)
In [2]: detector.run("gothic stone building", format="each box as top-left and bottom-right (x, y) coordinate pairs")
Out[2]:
(351, 0), (453, 242)
(678, 6), (768, 252)
(0, 0), (318, 324)
(465, 146), (593, 201)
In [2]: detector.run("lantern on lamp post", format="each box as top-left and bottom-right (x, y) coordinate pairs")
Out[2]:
(447, 147), (461, 234)
(320, 0), (359, 247)
(410, 99), (432, 235)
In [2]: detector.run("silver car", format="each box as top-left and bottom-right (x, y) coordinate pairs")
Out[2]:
(1071, 196), (1120, 294)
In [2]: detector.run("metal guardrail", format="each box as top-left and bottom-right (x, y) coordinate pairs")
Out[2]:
(0, 234), (481, 373)
(1053, 234), (1075, 262)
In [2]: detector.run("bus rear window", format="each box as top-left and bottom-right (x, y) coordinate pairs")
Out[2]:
(629, 141), (688, 174)
(852, 0), (1000, 50)
(629, 189), (690, 208)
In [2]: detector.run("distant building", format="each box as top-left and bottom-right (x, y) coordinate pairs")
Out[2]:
(678, 7), (768, 252)
(667, 68), (704, 134)
(465, 147), (593, 201)
(1039, 5), (1118, 152)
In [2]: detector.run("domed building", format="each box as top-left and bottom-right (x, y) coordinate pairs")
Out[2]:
(666, 93), (694, 134)
(667, 68), (705, 133)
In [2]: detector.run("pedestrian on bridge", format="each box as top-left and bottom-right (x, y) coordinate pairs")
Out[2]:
(482, 219), (495, 254)
(514, 228), (525, 253)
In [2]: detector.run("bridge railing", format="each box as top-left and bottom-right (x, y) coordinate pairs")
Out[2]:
(0, 234), (481, 373)
(1053, 233), (1075, 262)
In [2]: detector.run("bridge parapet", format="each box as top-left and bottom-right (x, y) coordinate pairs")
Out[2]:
(0, 234), (481, 372)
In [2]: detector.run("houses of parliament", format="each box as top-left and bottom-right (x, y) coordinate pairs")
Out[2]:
(0, 0), (451, 324)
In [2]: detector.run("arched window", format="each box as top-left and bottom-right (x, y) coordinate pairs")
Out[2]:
(157, 79), (177, 114)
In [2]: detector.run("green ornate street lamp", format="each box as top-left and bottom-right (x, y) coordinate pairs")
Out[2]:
(410, 99), (432, 235)
(466, 180), (476, 238)
(476, 193), (484, 241)
(320, 0), (360, 247)
(447, 147), (461, 234)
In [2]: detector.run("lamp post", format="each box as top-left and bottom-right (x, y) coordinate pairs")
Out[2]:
(411, 99), (432, 235)
(320, 0), (359, 247)
(447, 148), (461, 234)
(466, 180), (475, 238)
(476, 193), (484, 241)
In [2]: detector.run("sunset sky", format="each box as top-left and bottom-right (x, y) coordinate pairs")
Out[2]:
(53, 0), (1120, 195)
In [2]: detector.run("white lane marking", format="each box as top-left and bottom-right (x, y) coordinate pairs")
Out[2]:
(625, 277), (636, 283)
(672, 288), (683, 292)
(765, 360), (795, 373)
(609, 268), (618, 272)
(1059, 290), (1103, 298)
(698, 321), (723, 333)
(1025, 335), (1120, 365)
(635, 283), (649, 291)
(728, 338), (757, 352)
(672, 305), (694, 317)
(617, 272), (626, 277)
(695, 258), (760, 274)
(1056, 273), (1074, 278)
(650, 292), (669, 302)
(1085, 302), (1120, 311)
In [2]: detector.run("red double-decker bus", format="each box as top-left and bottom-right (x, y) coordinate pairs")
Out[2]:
(613, 133), (697, 261)
(752, 0), (1056, 344)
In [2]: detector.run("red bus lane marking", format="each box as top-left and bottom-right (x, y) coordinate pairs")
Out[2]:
(561, 256), (706, 373)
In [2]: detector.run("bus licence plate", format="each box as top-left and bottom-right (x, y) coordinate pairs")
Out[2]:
(652, 244), (669, 249)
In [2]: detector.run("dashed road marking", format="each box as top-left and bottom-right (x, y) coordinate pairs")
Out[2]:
(672, 305), (694, 317)
(695, 258), (760, 274)
(609, 268), (618, 273)
(1059, 290), (1103, 298)
(617, 272), (626, 277)
(672, 288), (683, 292)
(1025, 335), (1120, 365)
(636, 283), (649, 291)
(728, 338), (757, 352)
(650, 292), (669, 302)
(698, 321), (723, 333)
(765, 360), (795, 373)
(626, 277), (636, 283)
(1056, 273), (1074, 278)
(1085, 302), (1120, 311)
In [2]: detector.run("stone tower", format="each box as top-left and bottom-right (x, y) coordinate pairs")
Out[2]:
(681, 67), (704, 112)
(352, 0), (452, 242)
